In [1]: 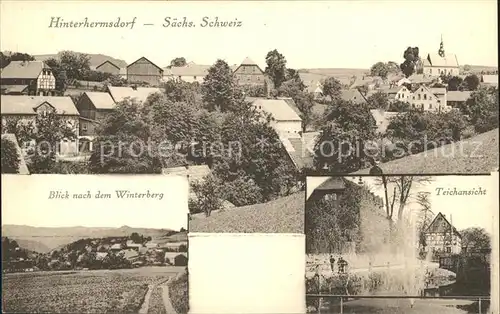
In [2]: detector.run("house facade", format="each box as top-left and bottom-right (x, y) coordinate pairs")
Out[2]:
(424, 212), (462, 255)
(76, 92), (116, 138)
(0, 95), (80, 155)
(126, 57), (163, 86)
(252, 98), (302, 138)
(95, 60), (120, 75)
(163, 62), (210, 83)
(409, 85), (450, 112)
(0, 61), (56, 96)
(422, 38), (460, 76)
(233, 57), (266, 87)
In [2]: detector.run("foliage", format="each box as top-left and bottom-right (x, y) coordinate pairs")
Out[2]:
(305, 180), (362, 253)
(400, 47), (420, 78)
(388, 100), (411, 112)
(168, 272), (189, 314)
(1, 138), (20, 173)
(443, 75), (464, 91)
(189, 175), (224, 216)
(0, 51), (35, 68)
(370, 62), (389, 79)
(202, 59), (244, 112)
(314, 99), (376, 173)
(222, 176), (263, 206)
(460, 227), (491, 251)
(170, 57), (187, 67)
(240, 84), (266, 97)
(415, 191), (434, 249)
(459, 87), (499, 133)
(321, 77), (342, 100)
(294, 91), (316, 132)
(265, 49), (287, 89)
(173, 254), (188, 266)
(463, 74), (480, 91)
(366, 91), (389, 110)
(162, 80), (202, 106)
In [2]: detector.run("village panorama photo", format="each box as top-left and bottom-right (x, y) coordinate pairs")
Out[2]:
(304, 174), (498, 314)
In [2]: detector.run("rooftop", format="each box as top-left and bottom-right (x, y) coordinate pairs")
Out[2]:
(106, 86), (162, 104)
(1, 95), (79, 116)
(0, 61), (48, 79)
(83, 92), (116, 110)
(253, 98), (302, 121)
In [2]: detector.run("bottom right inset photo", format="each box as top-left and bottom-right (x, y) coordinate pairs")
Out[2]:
(305, 174), (498, 314)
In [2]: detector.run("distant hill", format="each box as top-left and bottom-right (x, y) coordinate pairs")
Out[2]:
(13, 239), (51, 253)
(461, 65), (498, 74)
(299, 68), (369, 77)
(32, 53), (128, 68)
(1, 225), (177, 252)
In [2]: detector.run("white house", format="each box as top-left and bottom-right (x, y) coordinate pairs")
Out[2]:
(422, 38), (460, 76)
(162, 62), (211, 83)
(252, 98), (302, 138)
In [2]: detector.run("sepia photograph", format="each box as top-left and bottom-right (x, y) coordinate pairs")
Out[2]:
(1, 175), (189, 314)
(0, 1), (498, 235)
(305, 175), (497, 314)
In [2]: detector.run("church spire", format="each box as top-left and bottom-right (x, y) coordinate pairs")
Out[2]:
(438, 34), (445, 57)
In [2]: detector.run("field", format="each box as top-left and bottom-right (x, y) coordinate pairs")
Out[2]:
(2, 267), (184, 314)
(189, 192), (303, 233)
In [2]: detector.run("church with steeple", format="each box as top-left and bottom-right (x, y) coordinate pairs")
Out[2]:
(422, 36), (460, 77)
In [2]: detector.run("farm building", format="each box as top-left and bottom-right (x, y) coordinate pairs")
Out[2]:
(126, 57), (163, 86)
(163, 62), (210, 83)
(251, 98), (302, 138)
(446, 91), (472, 107)
(233, 57), (266, 87)
(95, 60), (120, 75)
(164, 252), (188, 266)
(0, 95), (80, 156)
(106, 85), (161, 104)
(481, 74), (498, 87)
(424, 212), (462, 255)
(1, 61), (56, 96)
(75, 91), (116, 137)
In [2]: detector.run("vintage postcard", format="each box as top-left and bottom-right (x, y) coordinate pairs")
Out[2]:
(1, 175), (189, 313)
(305, 174), (498, 314)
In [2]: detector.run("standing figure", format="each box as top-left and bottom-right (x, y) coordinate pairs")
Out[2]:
(338, 256), (348, 274)
(329, 255), (336, 272)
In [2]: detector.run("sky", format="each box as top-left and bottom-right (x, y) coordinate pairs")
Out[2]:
(307, 175), (496, 235)
(1, 175), (189, 230)
(0, 1), (497, 69)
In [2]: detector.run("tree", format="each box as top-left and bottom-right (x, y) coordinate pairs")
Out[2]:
(370, 62), (390, 79)
(445, 75), (464, 91)
(0, 51), (35, 68)
(265, 49), (287, 89)
(170, 57), (187, 67)
(202, 59), (244, 112)
(130, 232), (143, 244)
(222, 176), (263, 206)
(321, 77), (342, 101)
(189, 175), (224, 217)
(294, 91), (316, 132)
(463, 74), (480, 91)
(366, 91), (389, 110)
(57, 51), (91, 81)
(463, 64), (472, 72)
(1, 138), (20, 173)
(461, 227), (491, 252)
(388, 100), (411, 112)
(27, 108), (77, 173)
(162, 80), (201, 106)
(460, 87), (499, 133)
(400, 47), (420, 78)
(415, 191), (434, 249)
(314, 99), (376, 173)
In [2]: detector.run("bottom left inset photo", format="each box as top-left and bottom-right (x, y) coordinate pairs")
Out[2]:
(1, 175), (189, 314)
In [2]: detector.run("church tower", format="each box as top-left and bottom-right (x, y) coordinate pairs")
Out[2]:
(438, 35), (445, 57)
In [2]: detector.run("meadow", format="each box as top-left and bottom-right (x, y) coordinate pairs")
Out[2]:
(2, 267), (184, 314)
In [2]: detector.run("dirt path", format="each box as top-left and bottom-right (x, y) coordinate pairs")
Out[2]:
(139, 284), (155, 314)
(160, 278), (178, 314)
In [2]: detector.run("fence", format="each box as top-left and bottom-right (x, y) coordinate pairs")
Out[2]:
(306, 294), (491, 314)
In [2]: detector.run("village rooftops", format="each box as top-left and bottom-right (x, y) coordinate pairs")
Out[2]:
(0, 95), (79, 116)
(164, 63), (211, 77)
(82, 92), (116, 110)
(106, 86), (162, 103)
(253, 98), (301, 121)
(0, 61), (50, 79)
(447, 91), (472, 102)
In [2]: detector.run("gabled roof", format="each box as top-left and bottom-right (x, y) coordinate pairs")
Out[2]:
(430, 87), (446, 95)
(106, 86), (161, 103)
(1, 85), (29, 94)
(1, 134), (30, 174)
(316, 177), (346, 190)
(96, 60), (120, 71)
(83, 92), (116, 110)
(281, 136), (316, 170)
(0, 61), (49, 79)
(340, 89), (366, 104)
(0, 95), (79, 115)
(241, 57), (257, 65)
(164, 63), (211, 77)
(426, 53), (459, 68)
(126, 57), (163, 73)
(425, 212), (462, 238)
(447, 91), (472, 102)
(253, 98), (302, 121)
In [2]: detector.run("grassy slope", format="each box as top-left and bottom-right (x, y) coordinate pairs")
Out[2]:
(189, 192), (304, 233)
(168, 273), (189, 314)
(352, 128), (499, 175)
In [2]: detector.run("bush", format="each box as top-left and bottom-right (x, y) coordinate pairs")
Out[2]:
(174, 254), (188, 266)
(1, 138), (20, 173)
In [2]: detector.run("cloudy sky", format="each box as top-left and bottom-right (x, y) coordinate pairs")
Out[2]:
(1, 1), (497, 69)
(308, 175), (496, 234)
(1, 175), (189, 230)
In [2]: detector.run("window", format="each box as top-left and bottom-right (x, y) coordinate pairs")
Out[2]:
(324, 193), (337, 201)
(412, 104), (415, 108)
(82, 124), (88, 131)
(257, 76), (260, 81)
(424, 94), (427, 100)
(418, 94), (421, 100)
(429, 104), (432, 109)
(446, 247), (451, 253)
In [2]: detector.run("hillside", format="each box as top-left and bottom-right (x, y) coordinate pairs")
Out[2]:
(13, 239), (51, 254)
(1, 225), (177, 252)
(33, 53), (128, 68)
(299, 68), (368, 78)
(462, 65), (498, 73)
(189, 192), (304, 233)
